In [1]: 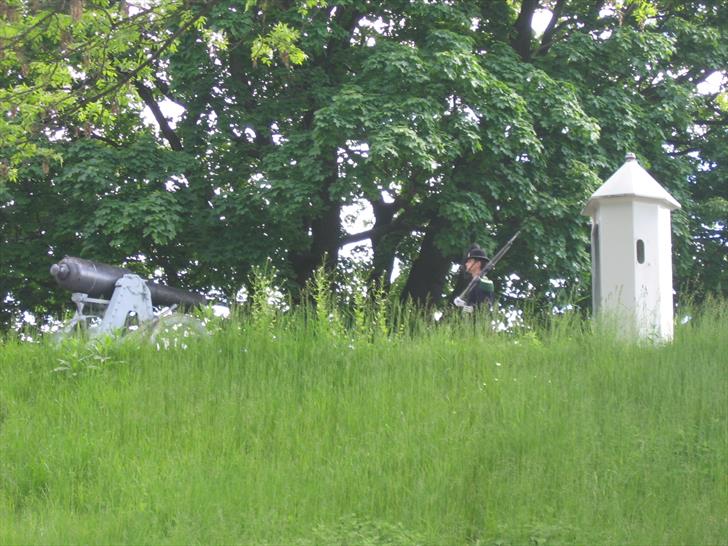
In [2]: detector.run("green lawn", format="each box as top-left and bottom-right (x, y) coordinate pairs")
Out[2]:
(1, 303), (726, 545)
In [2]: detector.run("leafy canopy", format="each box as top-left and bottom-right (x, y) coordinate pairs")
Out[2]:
(1, 0), (726, 327)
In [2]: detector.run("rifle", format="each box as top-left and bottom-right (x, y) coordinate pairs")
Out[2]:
(454, 229), (521, 306)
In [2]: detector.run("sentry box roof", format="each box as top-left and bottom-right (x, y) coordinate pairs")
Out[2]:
(582, 153), (681, 217)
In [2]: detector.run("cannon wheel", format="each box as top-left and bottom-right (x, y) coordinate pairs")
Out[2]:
(128, 312), (208, 348)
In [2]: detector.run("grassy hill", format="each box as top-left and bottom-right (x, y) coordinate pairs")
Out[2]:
(1, 302), (726, 545)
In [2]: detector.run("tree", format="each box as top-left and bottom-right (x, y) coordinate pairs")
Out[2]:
(1, 0), (726, 328)
(0, 0), (322, 325)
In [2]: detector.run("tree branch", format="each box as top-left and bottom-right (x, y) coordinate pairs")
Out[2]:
(675, 67), (708, 86)
(151, 74), (188, 109)
(88, 132), (122, 147)
(339, 228), (376, 246)
(339, 206), (415, 247)
(665, 148), (701, 157)
(134, 81), (183, 151)
(0, 11), (56, 53)
(510, 0), (539, 61)
(537, 0), (565, 52)
(63, 0), (222, 119)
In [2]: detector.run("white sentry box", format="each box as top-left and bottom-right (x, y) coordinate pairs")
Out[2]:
(582, 154), (681, 342)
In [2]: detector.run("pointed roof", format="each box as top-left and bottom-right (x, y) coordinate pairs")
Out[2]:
(582, 153), (681, 216)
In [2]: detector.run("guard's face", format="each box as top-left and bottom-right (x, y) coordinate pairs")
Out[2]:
(465, 258), (481, 276)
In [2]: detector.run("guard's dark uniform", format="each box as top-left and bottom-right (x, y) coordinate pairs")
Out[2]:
(465, 276), (495, 308)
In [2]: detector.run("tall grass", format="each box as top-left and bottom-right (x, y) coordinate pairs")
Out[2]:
(0, 296), (726, 545)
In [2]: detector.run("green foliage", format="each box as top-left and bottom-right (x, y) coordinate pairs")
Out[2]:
(248, 260), (283, 328)
(52, 335), (124, 377)
(301, 515), (425, 546)
(251, 22), (309, 67)
(1, 0), (727, 327)
(717, 92), (728, 112)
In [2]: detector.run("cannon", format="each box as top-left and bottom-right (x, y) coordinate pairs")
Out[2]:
(51, 256), (207, 337)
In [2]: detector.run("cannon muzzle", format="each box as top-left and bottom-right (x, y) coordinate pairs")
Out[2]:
(50, 256), (206, 308)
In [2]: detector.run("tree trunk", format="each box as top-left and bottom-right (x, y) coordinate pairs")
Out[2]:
(400, 216), (452, 306)
(511, 0), (538, 61)
(286, 8), (362, 293)
(289, 162), (341, 290)
(368, 198), (398, 287)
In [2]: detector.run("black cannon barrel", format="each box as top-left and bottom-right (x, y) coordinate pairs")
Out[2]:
(50, 256), (207, 308)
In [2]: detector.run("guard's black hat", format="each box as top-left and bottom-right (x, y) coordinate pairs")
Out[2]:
(466, 245), (489, 263)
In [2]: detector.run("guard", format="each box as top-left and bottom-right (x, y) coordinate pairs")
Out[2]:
(453, 245), (494, 313)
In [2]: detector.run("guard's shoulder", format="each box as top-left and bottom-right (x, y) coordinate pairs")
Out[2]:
(479, 277), (494, 291)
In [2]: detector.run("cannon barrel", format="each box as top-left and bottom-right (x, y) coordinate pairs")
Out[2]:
(50, 256), (206, 308)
